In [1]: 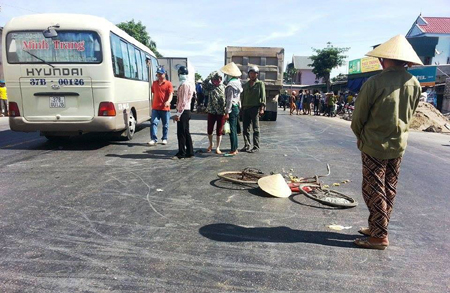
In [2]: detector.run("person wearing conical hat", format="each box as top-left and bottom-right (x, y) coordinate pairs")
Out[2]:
(221, 62), (243, 156)
(351, 35), (422, 250)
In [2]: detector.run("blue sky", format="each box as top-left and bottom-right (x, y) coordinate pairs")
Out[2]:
(1, 0), (450, 78)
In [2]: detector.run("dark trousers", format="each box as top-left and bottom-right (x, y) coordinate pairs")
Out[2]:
(328, 104), (334, 116)
(176, 111), (194, 158)
(361, 152), (402, 238)
(228, 105), (239, 152)
(314, 102), (319, 115)
(242, 106), (260, 149)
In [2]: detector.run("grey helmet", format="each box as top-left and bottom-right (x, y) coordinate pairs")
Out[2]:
(247, 65), (259, 74)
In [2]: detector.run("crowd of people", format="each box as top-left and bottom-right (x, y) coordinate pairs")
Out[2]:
(279, 89), (357, 117)
(148, 62), (265, 159)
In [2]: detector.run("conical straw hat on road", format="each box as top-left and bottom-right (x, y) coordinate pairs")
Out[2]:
(221, 62), (242, 77)
(365, 35), (423, 65)
(258, 174), (292, 198)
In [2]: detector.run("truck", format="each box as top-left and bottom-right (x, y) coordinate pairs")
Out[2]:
(224, 46), (284, 121)
(157, 57), (195, 108)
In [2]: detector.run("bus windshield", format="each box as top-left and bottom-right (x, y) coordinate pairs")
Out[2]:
(6, 31), (102, 64)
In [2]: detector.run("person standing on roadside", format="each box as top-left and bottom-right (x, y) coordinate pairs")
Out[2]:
(241, 65), (266, 153)
(326, 92), (336, 117)
(172, 66), (195, 159)
(221, 62), (243, 156)
(296, 90), (302, 115)
(313, 90), (321, 115)
(302, 90), (310, 115)
(0, 81), (7, 117)
(289, 91), (297, 115)
(351, 35), (422, 250)
(195, 79), (204, 112)
(203, 71), (226, 154)
(148, 67), (173, 146)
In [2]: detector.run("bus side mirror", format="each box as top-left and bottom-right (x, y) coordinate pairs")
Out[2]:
(43, 28), (58, 39)
(43, 24), (60, 39)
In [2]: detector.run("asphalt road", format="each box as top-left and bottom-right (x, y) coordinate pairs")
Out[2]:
(0, 110), (449, 292)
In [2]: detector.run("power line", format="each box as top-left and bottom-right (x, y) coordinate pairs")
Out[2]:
(0, 2), (41, 13)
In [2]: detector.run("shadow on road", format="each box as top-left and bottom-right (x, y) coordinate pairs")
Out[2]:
(106, 148), (209, 160)
(210, 178), (257, 191)
(199, 223), (357, 248)
(106, 149), (174, 160)
(0, 126), (149, 151)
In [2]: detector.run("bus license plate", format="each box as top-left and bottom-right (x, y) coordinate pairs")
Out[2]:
(50, 96), (65, 108)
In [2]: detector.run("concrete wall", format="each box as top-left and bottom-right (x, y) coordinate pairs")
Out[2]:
(295, 70), (319, 85)
(443, 78), (450, 113)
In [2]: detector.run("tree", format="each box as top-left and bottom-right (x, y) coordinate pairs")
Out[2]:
(309, 42), (349, 91)
(331, 73), (348, 82)
(117, 19), (162, 57)
(283, 63), (298, 85)
(195, 73), (202, 81)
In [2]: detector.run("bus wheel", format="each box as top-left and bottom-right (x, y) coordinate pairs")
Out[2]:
(125, 111), (136, 140)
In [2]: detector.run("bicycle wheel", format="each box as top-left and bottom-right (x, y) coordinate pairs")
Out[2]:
(217, 169), (265, 184)
(299, 184), (358, 208)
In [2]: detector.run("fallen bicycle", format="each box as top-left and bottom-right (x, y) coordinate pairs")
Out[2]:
(217, 165), (358, 208)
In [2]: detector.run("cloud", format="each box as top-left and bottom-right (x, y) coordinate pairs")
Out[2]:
(255, 25), (299, 44)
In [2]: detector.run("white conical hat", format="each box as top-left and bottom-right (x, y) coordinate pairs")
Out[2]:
(220, 62), (242, 77)
(365, 35), (423, 65)
(258, 174), (292, 198)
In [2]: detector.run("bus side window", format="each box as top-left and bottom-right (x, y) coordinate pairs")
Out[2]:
(110, 33), (125, 77)
(127, 43), (138, 79)
(141, 51), (148, 82)
(134, 48), (143, 81)
(120, 41), (132, 78)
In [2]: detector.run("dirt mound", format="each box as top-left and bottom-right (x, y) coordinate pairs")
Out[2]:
(410, 102), (450, 133)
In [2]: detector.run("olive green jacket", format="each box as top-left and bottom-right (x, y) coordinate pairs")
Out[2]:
(242, 80), (266, 108)
(351, 66), (421, 159)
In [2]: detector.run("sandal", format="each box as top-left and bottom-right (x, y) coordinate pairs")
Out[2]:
(358, 227), (370, 236)
(206, 146), (213, 153)
(354, 238), (388, 250)
(216, 149), (222, 155)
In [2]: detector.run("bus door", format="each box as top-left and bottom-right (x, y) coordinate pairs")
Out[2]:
(147, 55), (158, 112)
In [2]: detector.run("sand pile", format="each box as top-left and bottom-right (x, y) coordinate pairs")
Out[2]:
(410, 102), (450, 133)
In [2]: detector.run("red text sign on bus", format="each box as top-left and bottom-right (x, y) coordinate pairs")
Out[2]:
(22, 40), (86, 52)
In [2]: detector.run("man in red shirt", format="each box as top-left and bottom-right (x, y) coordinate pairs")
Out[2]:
(149, 66), (174, 146)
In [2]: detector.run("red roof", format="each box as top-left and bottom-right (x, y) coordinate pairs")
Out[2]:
(419, 17), (450, 34)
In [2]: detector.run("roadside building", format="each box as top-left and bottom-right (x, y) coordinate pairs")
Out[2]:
(289, 56), (322, 85)
(406, 15), (450, 65)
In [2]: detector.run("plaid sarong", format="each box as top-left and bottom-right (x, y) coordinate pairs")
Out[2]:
(361, 152), (402, 238)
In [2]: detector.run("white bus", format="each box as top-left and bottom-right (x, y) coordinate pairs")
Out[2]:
(2, 14), (159, 140)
